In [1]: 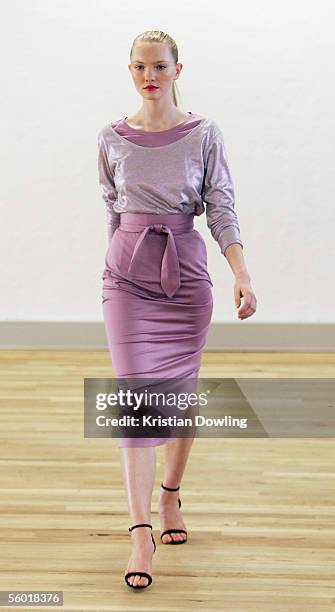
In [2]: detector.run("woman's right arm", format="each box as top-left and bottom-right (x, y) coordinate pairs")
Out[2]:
(97, 132), (120, 244)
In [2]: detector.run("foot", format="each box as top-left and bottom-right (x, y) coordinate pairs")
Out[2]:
(158, 487), (187, 543)
(124, 526), (155, 587)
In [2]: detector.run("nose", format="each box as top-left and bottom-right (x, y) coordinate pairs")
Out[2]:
(144, 67), (155, 81)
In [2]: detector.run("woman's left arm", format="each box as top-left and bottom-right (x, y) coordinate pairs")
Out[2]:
(224, 243), (257, 320)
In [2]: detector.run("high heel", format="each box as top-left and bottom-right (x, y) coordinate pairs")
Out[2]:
(124, 523), (156, 589)
(160, 483), (187, 544)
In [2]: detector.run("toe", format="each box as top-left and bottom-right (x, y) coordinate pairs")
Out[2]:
(136, 574), (148, 587)
(162, 533), (173, 543)
(140, 576), (149, 587)
(162, 531), (187, 543)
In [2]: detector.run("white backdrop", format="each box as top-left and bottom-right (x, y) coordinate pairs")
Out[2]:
(1, 0), (334, 323)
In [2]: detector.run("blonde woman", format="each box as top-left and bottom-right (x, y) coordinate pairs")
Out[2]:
(97, 30), (256, 590)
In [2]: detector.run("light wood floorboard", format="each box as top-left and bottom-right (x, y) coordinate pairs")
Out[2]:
(0, 351), (334, 611)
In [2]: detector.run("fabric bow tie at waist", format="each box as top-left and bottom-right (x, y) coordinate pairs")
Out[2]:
(120, 223), (182, 298)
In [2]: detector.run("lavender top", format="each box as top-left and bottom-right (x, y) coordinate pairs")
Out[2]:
(97, 112), (243, 256)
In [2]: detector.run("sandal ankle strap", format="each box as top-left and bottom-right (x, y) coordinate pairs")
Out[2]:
(161, 482), (180, 492)
(128, 523), (152, 532)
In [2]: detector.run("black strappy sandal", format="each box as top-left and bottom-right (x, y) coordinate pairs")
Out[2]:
(160, 483), (188, 544)
(124, 523), (156, 589)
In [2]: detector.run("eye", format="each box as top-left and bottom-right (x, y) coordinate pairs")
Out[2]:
(134, 65), (167, 70)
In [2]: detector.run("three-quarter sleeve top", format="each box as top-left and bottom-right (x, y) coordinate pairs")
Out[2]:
(97, 112), (243, 256)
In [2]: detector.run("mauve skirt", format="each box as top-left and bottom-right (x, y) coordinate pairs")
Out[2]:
(101, 212), (213, 448)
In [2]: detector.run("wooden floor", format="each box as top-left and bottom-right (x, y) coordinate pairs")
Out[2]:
(1, 350), (335, 611)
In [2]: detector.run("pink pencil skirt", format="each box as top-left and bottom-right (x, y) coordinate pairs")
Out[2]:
(101, 212), (213, 448)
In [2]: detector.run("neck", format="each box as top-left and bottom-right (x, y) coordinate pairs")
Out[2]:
(134, 101), (184, 129)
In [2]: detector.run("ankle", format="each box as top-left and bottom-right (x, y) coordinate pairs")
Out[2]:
(131, 536), (154, 549)
(130, 530), (154, 547)
(158, 489), (180, 507)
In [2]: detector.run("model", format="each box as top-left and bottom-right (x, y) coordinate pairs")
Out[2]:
(97, 29), (257, 589)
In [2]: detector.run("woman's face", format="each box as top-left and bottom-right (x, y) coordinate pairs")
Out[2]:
(128, 42), (182, 100)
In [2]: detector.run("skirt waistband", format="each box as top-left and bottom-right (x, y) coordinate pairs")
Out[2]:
(119, 212), (194, 235)
(118, 213), (195, 298)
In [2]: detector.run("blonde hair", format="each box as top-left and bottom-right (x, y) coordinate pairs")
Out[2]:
(130, 30), (183, 109)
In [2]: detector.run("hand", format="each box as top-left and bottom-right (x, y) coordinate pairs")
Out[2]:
(234, 276), (257, 320)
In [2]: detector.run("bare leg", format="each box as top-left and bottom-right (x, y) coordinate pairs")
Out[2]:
(158, 437), (195, 543)
(120, 446), (156, 587)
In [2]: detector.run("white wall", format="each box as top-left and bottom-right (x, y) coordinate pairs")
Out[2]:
(1, 0), (334, 323)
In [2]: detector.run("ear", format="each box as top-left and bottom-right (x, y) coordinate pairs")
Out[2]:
(175, 63), (183, 79)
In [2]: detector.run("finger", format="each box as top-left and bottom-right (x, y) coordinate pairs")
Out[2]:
(239, 303), (256, 319)
(242, 293), (257, 313)
(238, 296), (256, 317)
(239, 309), (252, 319)
(238, 295), (251, 313)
